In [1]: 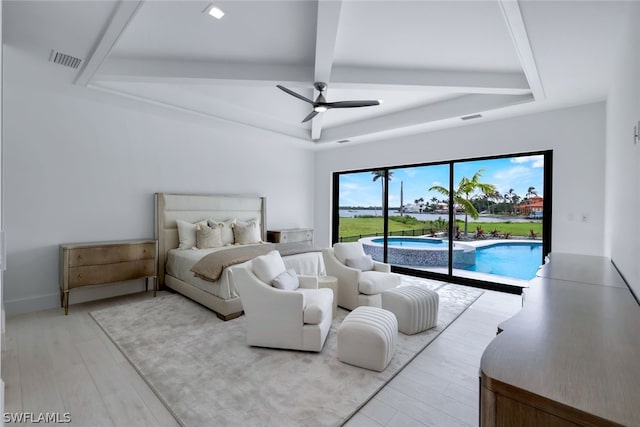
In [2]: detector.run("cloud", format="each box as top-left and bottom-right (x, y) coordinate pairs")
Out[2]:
(510, 155), (544, 168)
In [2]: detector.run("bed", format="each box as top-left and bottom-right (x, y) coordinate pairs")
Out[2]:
(155, 193), (324, 320)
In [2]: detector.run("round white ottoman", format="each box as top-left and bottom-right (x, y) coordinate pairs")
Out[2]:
(381, 286), (439, 335)
(337, 306), (398, 372)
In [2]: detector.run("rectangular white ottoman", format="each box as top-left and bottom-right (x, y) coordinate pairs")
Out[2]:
(382, 286), (439, 334)
(337, 306), (398, 372)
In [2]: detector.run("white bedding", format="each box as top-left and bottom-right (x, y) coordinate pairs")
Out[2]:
(166, 247), (326, 300)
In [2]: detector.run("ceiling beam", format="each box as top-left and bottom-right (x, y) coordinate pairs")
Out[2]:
(88, 82), (311, 142)
(75, 0), (144, 86)
(97, 58), (314, 87)
(330, 67), (530, 95)
(498, 0), (545, 100)
(317, 93), (534, 143)
(96, 58), (529, 95)
(311, 0), (343, 140)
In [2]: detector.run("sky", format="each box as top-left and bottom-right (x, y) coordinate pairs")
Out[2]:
(339, 154), (544, 207)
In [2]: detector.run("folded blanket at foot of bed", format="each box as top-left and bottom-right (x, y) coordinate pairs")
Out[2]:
(191, 243), (275, 282)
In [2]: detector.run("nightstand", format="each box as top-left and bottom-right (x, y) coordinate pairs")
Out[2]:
(267, 228), (313, 244)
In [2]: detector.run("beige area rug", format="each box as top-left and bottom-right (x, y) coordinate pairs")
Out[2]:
(90, 277), (483, 427)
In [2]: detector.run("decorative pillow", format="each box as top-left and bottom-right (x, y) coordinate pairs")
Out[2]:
(345, 254), (374, 271)
(271, 269), (300, 291)
(232, 219), (262, 245)
(333, 242), (366, 264)
(252, 250), (286, 283)
(176, 219), (208, 249)
(195, 223), (223, 249)
(207, 218), (236, 245)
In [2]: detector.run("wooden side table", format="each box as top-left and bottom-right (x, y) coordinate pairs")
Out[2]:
(59, 239), (158, 314)
(318, 275), (338, 319)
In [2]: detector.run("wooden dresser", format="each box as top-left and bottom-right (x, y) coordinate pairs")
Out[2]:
(480, 253), (640, 426)
(60, 239), (158, 314)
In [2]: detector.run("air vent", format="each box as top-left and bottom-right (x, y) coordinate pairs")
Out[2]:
(49, 50), (82, 69)
(337, 139), (350, 144)
(461, 114), (482, 121)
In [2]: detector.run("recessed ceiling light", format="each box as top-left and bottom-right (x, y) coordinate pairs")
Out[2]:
(204, 4), (225, 19)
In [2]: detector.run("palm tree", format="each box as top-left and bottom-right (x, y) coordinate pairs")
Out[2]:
(371, 170), (393, 216)
(429, 169), (496, 238)
(525, 186), (538, 199)
(504, 188), (515, 215)
(414, 197), (424, 212)
(430, 196), (438, 212)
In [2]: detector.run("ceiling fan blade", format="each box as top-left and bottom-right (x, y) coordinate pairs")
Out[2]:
(301, 111), (319, 123)
(326, 100), (380, 109)
(276, 85), (314, 105)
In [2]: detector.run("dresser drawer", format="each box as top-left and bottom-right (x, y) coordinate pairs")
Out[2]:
(60, 239), (158, 314)
(68, 259), (156, 288)
(268, 229), (313, 243)
(68, 242), (156, 267)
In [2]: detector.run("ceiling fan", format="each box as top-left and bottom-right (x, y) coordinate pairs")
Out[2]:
(277, 82), (381, 123)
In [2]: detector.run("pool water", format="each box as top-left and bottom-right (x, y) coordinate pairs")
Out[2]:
(463, 242), (542, 280)
(373, 237), (450, 249)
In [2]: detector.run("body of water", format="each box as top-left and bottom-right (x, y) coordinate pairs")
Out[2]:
(340, 209), (539, 224)
(463, 242), (542, 280)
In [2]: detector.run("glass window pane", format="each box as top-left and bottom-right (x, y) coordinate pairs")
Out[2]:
(337, 171), (386, 244)
(451, 155), (544, 284)
(375, 165), (451, 273)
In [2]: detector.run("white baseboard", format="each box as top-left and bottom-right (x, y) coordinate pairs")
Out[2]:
(5, 280), (148, 315)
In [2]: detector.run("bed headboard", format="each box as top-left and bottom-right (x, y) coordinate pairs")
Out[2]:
(154, 193), (267, 285)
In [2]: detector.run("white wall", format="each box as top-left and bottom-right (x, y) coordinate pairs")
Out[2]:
(3, 46), (315, 314)
(605, 2), (640, 297)
(314, 103), (607, 257)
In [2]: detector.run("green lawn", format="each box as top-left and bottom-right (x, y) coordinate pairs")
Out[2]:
(339, 216), (542, 242)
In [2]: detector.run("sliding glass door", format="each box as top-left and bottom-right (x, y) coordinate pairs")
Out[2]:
(333, 151), (551, 292)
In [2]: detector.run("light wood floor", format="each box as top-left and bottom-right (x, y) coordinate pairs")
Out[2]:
(2, 285), (521, 427)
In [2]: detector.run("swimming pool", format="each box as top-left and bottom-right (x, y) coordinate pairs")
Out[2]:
(361, 236), (475, 268)
(462, 242), (542, 280)
(359, 237), (542, 281)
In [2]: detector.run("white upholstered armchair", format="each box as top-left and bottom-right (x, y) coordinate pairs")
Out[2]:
(231, 251), (333, 352)
(322, 242), (401, 310)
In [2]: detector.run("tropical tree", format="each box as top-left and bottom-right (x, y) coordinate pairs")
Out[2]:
(504, 188), (516, 215)
(371, 170), (393, 215)
(525, 186), (538, 199)
(429, 169), (496, 238)
(430, 196), (438, 211)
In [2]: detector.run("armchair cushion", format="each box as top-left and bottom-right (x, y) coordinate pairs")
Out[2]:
(252, 250), (286, 283)
(345, 254), (374, 271)
(303, 304), (324, 325)
(359, 271), (401, 295)
(299, 288), (333, 325)
(333, 242), (366, 264)
(272, 269), (300, 290)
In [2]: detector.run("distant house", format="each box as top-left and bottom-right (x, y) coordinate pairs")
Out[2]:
(517, 196), (544, 217)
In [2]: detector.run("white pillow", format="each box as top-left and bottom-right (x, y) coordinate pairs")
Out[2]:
(345, 254), (374, 271)
(252, 250), (286, 284)
(271, 269), (299, 290)
(232, 219), (262, 245)
(176, 219), (208, 249)
(195, 223), (223, 249)
(208, 218), (236, 245)
(333, 242), (366, 264)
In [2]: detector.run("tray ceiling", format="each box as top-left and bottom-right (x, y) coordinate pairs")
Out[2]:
(3, 0), (630, 146)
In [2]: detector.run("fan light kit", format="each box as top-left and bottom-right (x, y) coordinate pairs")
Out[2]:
(277, 82), (381, 123)
(204, 4), (225, 19)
